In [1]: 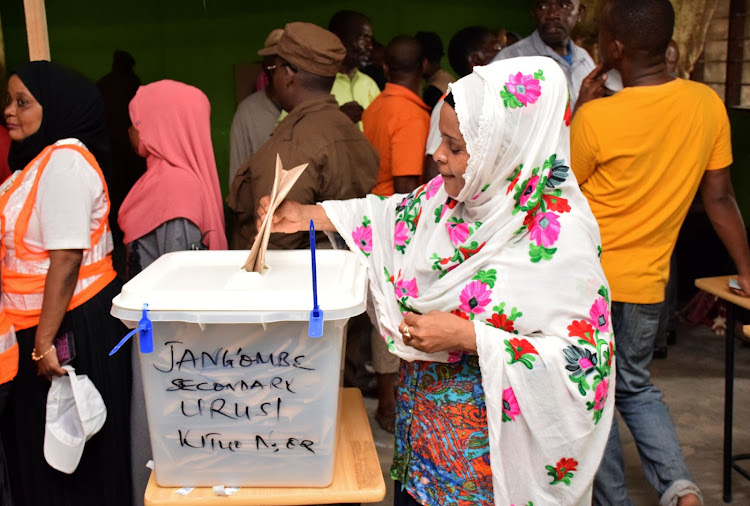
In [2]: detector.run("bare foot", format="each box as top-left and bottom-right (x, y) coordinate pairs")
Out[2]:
(677, 493), (702, 506)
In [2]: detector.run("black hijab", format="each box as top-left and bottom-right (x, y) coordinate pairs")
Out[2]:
(7, 61), (112, 182)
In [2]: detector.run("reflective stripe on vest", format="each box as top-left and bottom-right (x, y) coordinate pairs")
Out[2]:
(0, 144), (117, 331)
(0, 310), (17, 384)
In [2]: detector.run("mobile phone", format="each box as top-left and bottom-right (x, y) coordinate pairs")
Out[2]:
(54, 330), (76, 366)
(729, 278), (741, 290)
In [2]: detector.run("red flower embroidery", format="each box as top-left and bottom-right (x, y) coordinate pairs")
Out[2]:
(554, 457), (577, 480)
(451, 309), (470, 320)
(507, 172), (521, 195)
(487, 313), (515, 332)
(542, 194), (571, 213)
(568, 320), (596, 346)
(459, 241), (486, 261)
(414, 207), (423, 228)
(546, 456), (578, 485)
(563, 98), (572, 127)
(508, 338), (537, 360)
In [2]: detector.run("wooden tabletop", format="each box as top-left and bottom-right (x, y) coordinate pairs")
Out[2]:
(695, 275), (750, 311)
(144, 388), (386, 505)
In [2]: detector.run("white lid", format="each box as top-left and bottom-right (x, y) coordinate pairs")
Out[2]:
(111, 249), (367, 324)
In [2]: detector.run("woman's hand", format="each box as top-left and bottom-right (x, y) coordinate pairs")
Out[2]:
(257, 196), (305, 234)
(731, 274), (750, 298)
(256, 196), (337, 234)
(35, 347), (66, 380)
(399, 311), (477, 354)
(35, 249), (82, 381)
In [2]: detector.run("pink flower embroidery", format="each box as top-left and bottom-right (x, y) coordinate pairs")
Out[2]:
(594, 378), (608, 411)
(352, 225), (372, 254)
(395, 277), (419, 299)
(425, 175), (443, 200)
(589, 296), (610, 333)
(578, 356), (595, 370)
(394, 221), (409, 247)
(448, 351), (464, 363)
(459, 280), (492, 314)
(519, 176), (540, 207)
(506, 72), (542, 106)
(446, 220), (470, 246)
(502, 387), (521, 421)
(528, 212), (561, 247)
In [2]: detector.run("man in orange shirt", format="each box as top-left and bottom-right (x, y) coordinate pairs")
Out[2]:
(362, 35), (430, 431)
(572, 1), (750, 505)
(365, 35), (430, 197)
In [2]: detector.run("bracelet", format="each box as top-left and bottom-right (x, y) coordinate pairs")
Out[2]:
(31, 345), (56, 362)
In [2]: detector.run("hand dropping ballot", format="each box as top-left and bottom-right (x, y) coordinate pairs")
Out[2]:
(243, 154), (308, 273)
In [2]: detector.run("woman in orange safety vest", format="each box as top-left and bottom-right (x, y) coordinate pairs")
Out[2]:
(0, 61), (132, 506)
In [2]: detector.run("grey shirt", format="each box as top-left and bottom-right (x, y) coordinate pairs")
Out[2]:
(229, 90), (281, 181)
(493, 30), (595, 111)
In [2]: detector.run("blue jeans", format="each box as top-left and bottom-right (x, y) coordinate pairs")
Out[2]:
(593, 302), (702, 506)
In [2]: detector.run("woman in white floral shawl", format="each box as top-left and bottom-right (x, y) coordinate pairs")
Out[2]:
(259, 56), (615, 506)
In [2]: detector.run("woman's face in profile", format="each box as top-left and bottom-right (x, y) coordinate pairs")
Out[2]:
(434, 103), (469, 197)
(4, 75), (42, 142)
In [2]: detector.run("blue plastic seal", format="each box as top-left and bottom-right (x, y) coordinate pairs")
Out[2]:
(109, 303), (153, 355)
(308, 220), (324, 338)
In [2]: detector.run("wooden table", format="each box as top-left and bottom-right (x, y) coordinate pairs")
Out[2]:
(695, 275), (750, 503)
(144, 388), (386, 505)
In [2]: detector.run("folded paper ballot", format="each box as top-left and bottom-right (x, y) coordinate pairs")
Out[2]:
(243, 154), (308, 272)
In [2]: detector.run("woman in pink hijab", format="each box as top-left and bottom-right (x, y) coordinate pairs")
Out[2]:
(120, 80), (227, 500)
(119, 79), (227, 278)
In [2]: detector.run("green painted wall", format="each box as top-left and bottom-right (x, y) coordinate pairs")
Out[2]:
(1, 1), (534, 194)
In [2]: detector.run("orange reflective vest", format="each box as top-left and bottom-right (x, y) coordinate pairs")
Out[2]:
(0, 143), (117, 331)
(0, 309), (17, 384)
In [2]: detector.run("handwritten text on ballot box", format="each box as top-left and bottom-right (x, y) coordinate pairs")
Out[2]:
(111, 250), (367, 488)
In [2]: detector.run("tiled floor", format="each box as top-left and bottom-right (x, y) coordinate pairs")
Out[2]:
(362, 322), (750, 505)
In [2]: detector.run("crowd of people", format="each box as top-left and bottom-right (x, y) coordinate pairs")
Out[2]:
(0, 0), (748, 505)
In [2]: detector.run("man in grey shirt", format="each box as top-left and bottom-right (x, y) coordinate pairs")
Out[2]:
(229, 29), (284, 180)
(493, 0), (615, 110)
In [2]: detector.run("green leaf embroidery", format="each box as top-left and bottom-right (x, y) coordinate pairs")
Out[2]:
(597, 285), (610, 303)
(533, 69), (545, 81)
(500, 86), (524, 108)
(473, 269), (497, 289)
(529, 244), (557, 263)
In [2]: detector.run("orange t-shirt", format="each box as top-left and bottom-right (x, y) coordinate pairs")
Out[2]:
(363, 83), (430, 196)
(571, 78), (733, 303)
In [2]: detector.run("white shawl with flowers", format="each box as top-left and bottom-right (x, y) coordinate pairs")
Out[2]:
(322, 57), (614, 505)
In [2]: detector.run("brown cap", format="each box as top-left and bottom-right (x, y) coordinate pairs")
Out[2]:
(262, 28), (284, 52)
(258, 22), (345, 77)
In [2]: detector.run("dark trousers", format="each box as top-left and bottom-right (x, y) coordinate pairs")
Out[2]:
(394, 481), (421, 506)
(0, 381), (13, 506)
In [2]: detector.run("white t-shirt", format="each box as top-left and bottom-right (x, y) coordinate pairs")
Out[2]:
(424, 98), (444, 156)
(25, 139), (108, 251)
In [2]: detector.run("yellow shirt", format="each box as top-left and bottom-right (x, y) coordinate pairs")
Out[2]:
(277, 69), (380, 130)
(571, 78), (732, 303)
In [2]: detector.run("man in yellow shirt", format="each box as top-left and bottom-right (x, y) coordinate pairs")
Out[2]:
(572, 1), (750, 505)
(328, 10), (381, 129)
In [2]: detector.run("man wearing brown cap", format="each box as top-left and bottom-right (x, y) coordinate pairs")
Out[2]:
(227, 22), (380, 250)
(228, 28), (283, 181)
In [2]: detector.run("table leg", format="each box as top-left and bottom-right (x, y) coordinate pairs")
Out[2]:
(724, 302), (736, 503)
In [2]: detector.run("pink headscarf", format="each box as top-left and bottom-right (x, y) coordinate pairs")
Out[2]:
(118, 80), (227, 249)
